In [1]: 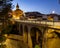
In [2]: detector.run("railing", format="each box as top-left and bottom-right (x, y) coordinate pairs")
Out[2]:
(14, 19), (60, 27)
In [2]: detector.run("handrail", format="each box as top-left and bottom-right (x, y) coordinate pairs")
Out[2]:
(14, 19), (60, 26)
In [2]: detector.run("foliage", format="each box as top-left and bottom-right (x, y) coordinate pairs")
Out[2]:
(0, 0), (13, 48)
(0, 44), (6, 48)
(0, 0), (13, 19)
(0, 35), (6, 43)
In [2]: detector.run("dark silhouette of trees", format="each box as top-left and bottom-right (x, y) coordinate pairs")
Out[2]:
(0, 0), (13, 33)
(0, 0), (13, 48)
(0, 0), (13, 20)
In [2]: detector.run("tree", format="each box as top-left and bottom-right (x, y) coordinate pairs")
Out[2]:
(0, 0), (13, 48)
(0, 0), (13, 32)
(0, 0), (13, 19)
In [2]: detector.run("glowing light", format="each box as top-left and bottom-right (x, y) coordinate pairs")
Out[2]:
(52, 11), (55, 14)
(13, 15), (20, 19)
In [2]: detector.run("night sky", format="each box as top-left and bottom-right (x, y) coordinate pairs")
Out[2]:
(12, 0), (60, 14)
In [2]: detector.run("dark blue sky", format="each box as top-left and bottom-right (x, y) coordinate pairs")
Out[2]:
(12, 0), (60, 14)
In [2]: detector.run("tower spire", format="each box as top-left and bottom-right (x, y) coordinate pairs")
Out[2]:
(16, 3), (19, 9)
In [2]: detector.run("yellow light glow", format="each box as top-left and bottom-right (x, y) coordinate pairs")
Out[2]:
(13, 15), (20, 19)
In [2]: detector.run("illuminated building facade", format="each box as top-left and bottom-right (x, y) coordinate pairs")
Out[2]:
(12, 3), (24, 19)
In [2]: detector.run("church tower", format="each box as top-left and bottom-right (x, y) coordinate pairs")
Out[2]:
(12, 3), (24, 19)
(16, 3), (19, 9)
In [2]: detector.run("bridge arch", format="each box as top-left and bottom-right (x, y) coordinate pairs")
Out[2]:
(44, 29), (60, 39)
(43, 29), (60, 48)
(30, 27), (42, 48)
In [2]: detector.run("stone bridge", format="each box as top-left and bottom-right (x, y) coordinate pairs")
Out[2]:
(12, 19), (60, 48)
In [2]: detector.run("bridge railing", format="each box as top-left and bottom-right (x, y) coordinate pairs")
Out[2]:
(14, 19), (60, 26)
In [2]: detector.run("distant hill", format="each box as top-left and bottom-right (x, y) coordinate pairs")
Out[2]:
(25, 12), (44, 18)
